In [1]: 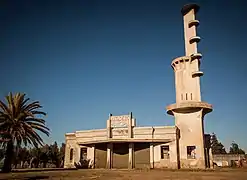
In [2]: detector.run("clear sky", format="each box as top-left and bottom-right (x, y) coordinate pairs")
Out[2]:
(1, 0), (246, 151)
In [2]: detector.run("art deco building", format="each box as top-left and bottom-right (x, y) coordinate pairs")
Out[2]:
(64, 4), (213, 169)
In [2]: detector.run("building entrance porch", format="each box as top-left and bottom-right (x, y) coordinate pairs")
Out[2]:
(93, 142), (151, 169)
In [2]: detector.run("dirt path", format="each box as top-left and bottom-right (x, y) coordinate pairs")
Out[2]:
(1, 169), (247, 180)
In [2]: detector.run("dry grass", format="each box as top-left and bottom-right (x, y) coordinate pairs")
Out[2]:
(1, 168), (247, 180)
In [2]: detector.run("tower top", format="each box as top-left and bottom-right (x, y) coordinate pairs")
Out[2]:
(181, 3), (200, 16)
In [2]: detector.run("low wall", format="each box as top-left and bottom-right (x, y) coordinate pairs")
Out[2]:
(213, 154), (245, 167)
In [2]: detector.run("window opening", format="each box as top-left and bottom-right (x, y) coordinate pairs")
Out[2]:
(70, 148), (73, 161)
(161, 145), (170, 159)
(187, 146), (196, 159)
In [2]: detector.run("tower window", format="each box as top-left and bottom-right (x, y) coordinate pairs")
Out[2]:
(190, 93), (192, 100)
(187, 146), (196, 159)
(70, 148), (73, 161)
(185, 93), (188, 100)
(161, 145), (170, 159)
(181, 94), (183, 100)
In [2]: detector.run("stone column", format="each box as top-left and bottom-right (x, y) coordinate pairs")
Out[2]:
(128, 143), (134, 169)
(128, 112), (132, 138)
(169, 139), (179, 169)
(91, 145), (95, 168)
(209, 148), (213, 169)
(106, 143), (113, 168)
(74, 144), (80, 164)
(64, 141), (69, 168)
(150, 143), (154, 168)
(107, 114), (112, 138)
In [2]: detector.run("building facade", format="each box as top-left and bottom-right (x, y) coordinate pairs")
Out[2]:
(64, 4), (213, 169)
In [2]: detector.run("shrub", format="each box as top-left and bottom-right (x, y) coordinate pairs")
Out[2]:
(74, 159), (90, 169)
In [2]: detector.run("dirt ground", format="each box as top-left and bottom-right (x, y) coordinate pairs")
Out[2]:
(1, 169), (247, 180)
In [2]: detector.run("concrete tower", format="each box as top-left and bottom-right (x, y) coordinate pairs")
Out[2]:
(166, 4), (213, 168)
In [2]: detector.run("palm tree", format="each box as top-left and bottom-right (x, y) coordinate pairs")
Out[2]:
(0, 92), (50, 172)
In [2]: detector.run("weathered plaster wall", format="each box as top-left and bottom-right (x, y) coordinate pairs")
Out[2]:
(152, 140), (178, 169)
(111, 128), (129, 139)
(64, 133), (80, 168)
(213, 154), (245, 167)
(174, 110), (205, 168)
(87, 145), (95, 168)
(95, 143), (107, 168)
(134, 143), (150, 169)
(133, 126), (177, 140)
(112, 143), (129, 168)
(75, 129), (107, 144)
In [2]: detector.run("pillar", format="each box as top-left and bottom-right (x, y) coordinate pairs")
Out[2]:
(107, 114), (112, 138)
(64, 141), (70, 168)
(90, 145), (95, 168)
(169, 139), (179, 169)
(74, 144), (80, 164)
(128, 143), (134, 169)
(128, 112), (132, 138)
(106, 143), (113, 168)
(150, 143), (154, 168)
(209, 148), (213, 169)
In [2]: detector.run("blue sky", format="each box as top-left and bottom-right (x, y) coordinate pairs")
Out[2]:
(0, 0), (246, 151)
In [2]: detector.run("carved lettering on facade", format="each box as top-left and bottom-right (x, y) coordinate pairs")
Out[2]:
(114, 129), (128, 136)
(110, 115), (130, 128)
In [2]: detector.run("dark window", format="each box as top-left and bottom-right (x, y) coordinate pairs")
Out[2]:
(187, 146), (196, 159)
(190, 93), (192, 100)
(186, 93), (188, 100)
(80, 148), (87, 160)
(70, 148), (73, 161)
(161, 145), (169, 159)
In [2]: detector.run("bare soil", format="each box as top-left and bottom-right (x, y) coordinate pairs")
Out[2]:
(1, 168), (247, 180)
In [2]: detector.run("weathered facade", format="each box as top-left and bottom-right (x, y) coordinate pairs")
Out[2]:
(64, 114), (180, 169)
(64, 4), (213, 169)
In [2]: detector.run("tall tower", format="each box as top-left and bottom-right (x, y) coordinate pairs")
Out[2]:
(166, 4), (212, 168)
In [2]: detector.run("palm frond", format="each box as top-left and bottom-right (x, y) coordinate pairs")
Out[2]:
(25, 118), (46, 124)
(0, 92), (49, 149)
(0, 100), (11, 117)
(30, 111), (46, 116)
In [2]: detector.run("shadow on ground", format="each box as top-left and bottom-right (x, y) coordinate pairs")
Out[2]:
(0, 176), (49, 180)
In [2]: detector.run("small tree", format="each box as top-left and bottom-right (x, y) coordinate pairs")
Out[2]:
(211, 133), (227, 154)
(59, 143), (66, 167)
(229, 141), (245, 154)
(29, 147), (42, 168)
(15, 147), (30, 168)
(0, 148), (4, 160)
(49, 142), (60, 167)
(40, 144), (50, 168)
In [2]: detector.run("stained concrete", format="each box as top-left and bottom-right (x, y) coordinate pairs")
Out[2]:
(112, 143), (129, 169)
(95, 144), (107, 168)
(134, 143), (150, 169)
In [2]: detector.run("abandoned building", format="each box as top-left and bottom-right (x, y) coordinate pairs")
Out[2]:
(64, 4), (213, 169)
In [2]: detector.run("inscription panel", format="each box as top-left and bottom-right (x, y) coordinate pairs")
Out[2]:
(110, 115), (130, 128)
(112, 129), (128, 136)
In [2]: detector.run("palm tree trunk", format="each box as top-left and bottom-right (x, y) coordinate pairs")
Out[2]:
(2, 141), (14, 173)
